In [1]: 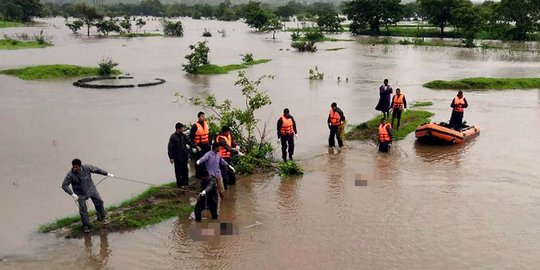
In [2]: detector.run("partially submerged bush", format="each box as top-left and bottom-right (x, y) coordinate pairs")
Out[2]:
(309, 65), (324, 80)
(97, 57), (119, 76)
(291, 41), (317, 52)
(182, 41), (210, 74)
(241, 53), (254, 63)
(202, 28), (212, 37)
(162, 19), (183, 36)
(278, 160), (304, 177)
(66, 20), (84, 35)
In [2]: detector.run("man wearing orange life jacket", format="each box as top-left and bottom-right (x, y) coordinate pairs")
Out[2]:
(276, 108), (298, 162)
(216, 126), (243, 189)
(190, 112), (212, 178)
(327, 102), (345, 148)
(391, 88), (407, 131)
(378, 118), (393, 153)
(449, 90), (469, 130)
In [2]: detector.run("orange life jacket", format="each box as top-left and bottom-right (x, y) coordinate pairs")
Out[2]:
(329, 108), (342, 126)
(392, 94), (404, 110)
(280, 115), (294, 135)
(453, 96), (465, 113)
(194, 121), (209, 145)
(378, 123), (391, 143)
(216, 134), (232, 158)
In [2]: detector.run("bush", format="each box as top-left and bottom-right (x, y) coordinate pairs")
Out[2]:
(278, 161), (304, 177)
(202, 28), (212, 37)
(304, 30), (325, 42)
(162, 19), (183, 36)
(33, 30), (50, 45)
(241, 53), (254, 63)
(291, 32), (300, 41)
(182, 41), (210, 74)
(97, 57), (119, 76)
(291, 41), (317, 52)
(309, 66), (324, 80)
(66, 20), (84, 35)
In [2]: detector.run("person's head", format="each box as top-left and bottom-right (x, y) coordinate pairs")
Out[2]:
(283, 108), (290, 116)
(331, 102), (337, 109)
(221, 126), (231, 135)
(197, 112), (205, 122)
(212, 141), (221, 152)
(380, 117), (387, 124)
(396, 88), (401, 95)
(175, 122), (184, 133)
(72, 158), (82, 173)
(457, 90), (463, 98)
(384, 79), (389, 86)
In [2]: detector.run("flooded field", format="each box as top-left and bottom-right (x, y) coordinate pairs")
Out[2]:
(1, 17), (540, 269)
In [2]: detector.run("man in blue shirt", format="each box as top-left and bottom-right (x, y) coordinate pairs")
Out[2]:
(194, 142), (235, 221)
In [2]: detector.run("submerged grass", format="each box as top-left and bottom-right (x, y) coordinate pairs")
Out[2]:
(295, 36), (353, 42)
(423, 77), (540, 90)
(116, 32), (162, 38)
(411, 101), (433, 107)
(0, 21), (25, 28)
(193, 59), (271, 75)
(0, 64), (121, 80)
(39, 182), (194, 238)
(0, 39), (51, 50)
(278, 161), (304, 178)
(325, 47), (346, 51)
(346, 110), (434, 141)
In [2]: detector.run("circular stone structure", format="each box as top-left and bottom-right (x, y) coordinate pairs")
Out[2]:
(73, 76), (166, 89)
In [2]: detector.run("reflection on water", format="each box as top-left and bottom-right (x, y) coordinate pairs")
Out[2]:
(83, 231), (111, 269)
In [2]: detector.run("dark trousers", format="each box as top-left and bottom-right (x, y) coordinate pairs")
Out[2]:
(194, 178), (219, 221)
(221, 157), (236, 189)
(329, 125), (343, 147)
(378, 142), (391, 153)
(78, 192), (105, 226)
(174, 158), (189, 187)
(391, 109), (402, 130)
(280, 135), (295, 161)
(195, 143), (211, 178)
(449, 111), (464, 130)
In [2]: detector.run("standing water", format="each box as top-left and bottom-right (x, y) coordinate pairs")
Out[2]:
(1, 18), (540, 269)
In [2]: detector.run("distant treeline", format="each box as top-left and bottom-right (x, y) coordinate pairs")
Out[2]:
(2, 0), (540, 42)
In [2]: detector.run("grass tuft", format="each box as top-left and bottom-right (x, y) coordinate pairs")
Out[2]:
(423, 77), (540, 90)
(278, 160), (304, 177)
(0, 39), (51, 50)
(411, 101), (433, 107)
(0, 64), (121, 80)
(346, 110), (434, 141)
(193, 59), (271, 75)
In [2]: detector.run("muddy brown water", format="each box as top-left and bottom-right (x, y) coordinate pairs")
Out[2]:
(1, 17), (540, 269)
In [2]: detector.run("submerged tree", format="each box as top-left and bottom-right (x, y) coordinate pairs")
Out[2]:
(95, 19), (121, 36)
(65, 20), (84, 35)
(74, 3), (103, 37)
(161, 19), (183, 36)
(418, 0), (467, 38)
(452, 3), (487, 47)
(496, 0), (540, 41)
(343, 0), (402, 34)
(316, 12), (342, 33)
(182, 41), (210, 74)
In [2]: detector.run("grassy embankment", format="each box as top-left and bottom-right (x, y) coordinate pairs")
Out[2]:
(39, 182), (194, 238)
(410, 101), (433, 107)
(0, 64), (121, 80)
(423, 77), (540, 90)
(194, 59), (271, 75)
(346, 110), (434, 141)
(0, 39), (51, 50)
(0, 21), (25, 28)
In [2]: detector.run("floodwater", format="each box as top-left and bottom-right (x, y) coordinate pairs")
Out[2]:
(1, 17), (540, 269)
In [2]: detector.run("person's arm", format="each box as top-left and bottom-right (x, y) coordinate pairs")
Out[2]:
(203, 179), (217, 194)
(327, 113), (331, 124)
(189, 124), (197, 142)
(277, 118), (282, 139)
(450, 99), (456, 108)
(403, 96), (407, 109)
(198, 151), (210, 164)
(218, 136), (234, 153)
(86, 164), (108, 175)
(389, 86), (393, 94)
(183, 133), (197, 149)
(463, 98), (468, 108)
(292, 117), (297, 134)
(391, 96), (395, 108)
(387, 126), (393, 141)
(61, 174), (74, 195)
(219, 156), (230, 168)
(337, 108), (345, 122)
(168, 135), (175, 160)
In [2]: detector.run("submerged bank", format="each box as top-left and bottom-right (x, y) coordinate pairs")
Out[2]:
(424, 77), (540, 90)
(39, 182), (194, 238)
(0, 64), (121, 80)
(346, 110), (434, 141)
(193, 59), (271, 75)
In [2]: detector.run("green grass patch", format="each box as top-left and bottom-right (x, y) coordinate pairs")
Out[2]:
(423, 77), (540, 90)
(116, 32), (163, 38)
(0, 64), (121, 80)
(295, 36), (353, 42)
(0, 21), (25, 28)
(346, 110), (434, 141)
(286, 27), (347, 33)
(39, 182), (194, 238)
(325, 47), (346, 51)
(0, 39), (51, 50)
(411, 101), (433, 107)
(278, 160), (304, 178)
(193, 59), (271, 75)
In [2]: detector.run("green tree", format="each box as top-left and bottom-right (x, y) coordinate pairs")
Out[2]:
(182, 41), (210, 74)
(135, 18), (146, 32)
(244, 1), (274, 31)
(343, 0), (402, 34)
(65, 20), (84, 35)
(0, 0), (42, 22)
(74, 3), (103, 37)
(316, 12), (342, 32)
(275, 1), (303, 19)
(95, 19), (120, 36)
(161, 19), (183, 36)
(138, 0), (164, 16)
(120, 16), (132, 33)
(496, 0), (540, 41)
(418, 0), (467, 38)
(452, 3), (487, 47)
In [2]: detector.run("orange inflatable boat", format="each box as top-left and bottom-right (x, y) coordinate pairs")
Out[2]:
(415, 122), (480, 144)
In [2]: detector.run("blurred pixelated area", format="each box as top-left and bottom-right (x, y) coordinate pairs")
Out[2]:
(190, 222), (238, 241)
(355, 174), (368, 186)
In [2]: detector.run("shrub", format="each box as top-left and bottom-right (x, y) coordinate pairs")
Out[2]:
(304, 30), (325, 42)
(309, 66), (324, 80)
(278, 161), (304, 177)
(162, 19), (183, 36)
(66, 20), (84, 35)
(182, 41), (210, 74)
(241, 53), (254, 63)
(291, 41), (317, 52)
(202, 28), (212, 37)
(97, 57), (119, 76)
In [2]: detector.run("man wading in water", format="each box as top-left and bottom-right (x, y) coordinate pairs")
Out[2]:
(61, 159), (114, 233)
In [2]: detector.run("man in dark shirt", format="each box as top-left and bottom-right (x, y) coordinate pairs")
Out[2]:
(168, 122), (199, 188)
(61, 159), (113, 233)
(276, 108), (298, 162)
